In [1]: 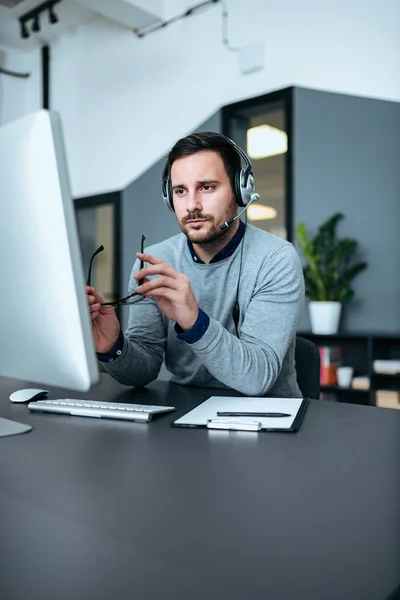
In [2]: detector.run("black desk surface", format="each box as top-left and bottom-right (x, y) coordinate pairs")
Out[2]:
(0, 374), (399, 600)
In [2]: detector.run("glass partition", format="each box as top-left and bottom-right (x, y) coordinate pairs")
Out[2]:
(222, 89), (293, 240)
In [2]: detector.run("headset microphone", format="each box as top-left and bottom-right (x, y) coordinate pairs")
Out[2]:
(220, 193), (260, 231)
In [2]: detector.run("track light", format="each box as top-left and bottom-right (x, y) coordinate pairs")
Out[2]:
(31, 15), (40, 33)
(19, 0), (61, 40)
(19, 21), (30, 39)
(48, 6), (59, 24)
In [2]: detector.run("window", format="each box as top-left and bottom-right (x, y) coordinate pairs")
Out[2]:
(222, 88), (293, 240)
(74, 191), (121, 317)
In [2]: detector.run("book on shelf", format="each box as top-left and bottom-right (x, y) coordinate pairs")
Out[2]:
(373, 359), (400, 374)
(351, 375), (370, 390)
(319, 346), (343, 385)
(375, 390), (400, 409)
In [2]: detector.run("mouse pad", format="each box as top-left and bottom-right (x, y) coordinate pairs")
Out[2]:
(0, 417), (32, 438)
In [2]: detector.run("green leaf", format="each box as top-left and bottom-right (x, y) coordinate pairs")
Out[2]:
(296, 213), (368, 303)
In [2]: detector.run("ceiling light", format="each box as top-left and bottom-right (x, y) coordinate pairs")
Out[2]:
(19, 20), (30, 38)
(48, 6), (59, 24)
(247, 125), (287, 159)
(31, 15), (40, 32)
(247, 205), (277, 221)
(19, 1), (61, 42)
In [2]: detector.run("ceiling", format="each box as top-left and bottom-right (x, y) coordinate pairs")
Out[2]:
(0, 1), (26, 7)
(0, 0), (163, 52)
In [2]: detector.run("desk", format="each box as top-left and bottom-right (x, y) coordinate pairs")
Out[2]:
(0, 374), (399, 600)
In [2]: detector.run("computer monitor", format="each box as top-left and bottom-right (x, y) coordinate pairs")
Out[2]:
(0, 110), (99, 392)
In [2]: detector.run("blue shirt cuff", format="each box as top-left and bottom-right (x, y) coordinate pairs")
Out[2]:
(175, 308), (210, 344)
(96, 328), (124, 362)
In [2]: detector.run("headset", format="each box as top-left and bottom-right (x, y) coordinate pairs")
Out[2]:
(162, 133), (260, 216)
(161, 133), (260, 336)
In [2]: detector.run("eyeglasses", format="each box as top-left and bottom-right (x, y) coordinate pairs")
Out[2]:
(86, 234), (146, 307)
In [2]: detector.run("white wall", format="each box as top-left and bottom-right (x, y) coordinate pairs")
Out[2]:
(3, 0), (400, 196)
(0, 47), (41, 127)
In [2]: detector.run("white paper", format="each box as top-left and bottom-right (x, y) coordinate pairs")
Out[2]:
(173, 396), (304, 430)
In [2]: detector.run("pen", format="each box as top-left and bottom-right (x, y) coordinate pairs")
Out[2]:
(216, 411), (292, 418)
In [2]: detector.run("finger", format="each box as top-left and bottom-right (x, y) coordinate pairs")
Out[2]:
(86, 286), (104, 304)
(87, 288), (105, 304)
(135, 263), (182, 281)
(137, 276), (184, 294)
(136, 252), (165, 263)
(142, 287), (180, 302)
(88, 294), (102, 307)
(133, 276), (150, 286)
(136, 252), (173, 265)
(89, 302), (101, 312)
(90, 309), (100, 320)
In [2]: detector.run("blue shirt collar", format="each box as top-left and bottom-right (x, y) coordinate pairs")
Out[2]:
(187, 219), (245, 264)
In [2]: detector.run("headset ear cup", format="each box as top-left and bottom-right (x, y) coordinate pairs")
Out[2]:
(167, 178), (174, 211)
(247, 173), (256, 203)
(162, 163), (175, 212)
(239, 169), (255, 207)
(234, 169), (245, 207)
(162, 183), (173, 212)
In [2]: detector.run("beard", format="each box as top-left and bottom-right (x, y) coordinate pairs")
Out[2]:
(179, 203), (236, 245)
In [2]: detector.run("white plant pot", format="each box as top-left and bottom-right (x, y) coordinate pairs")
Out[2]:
(309, 301), (342, 334)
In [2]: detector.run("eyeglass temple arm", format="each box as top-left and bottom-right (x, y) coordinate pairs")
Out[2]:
(138, 234), (145, 285)
(101, 291), (139, 306)
(86, 245), (104, 286)
(96, 235), (146, 305)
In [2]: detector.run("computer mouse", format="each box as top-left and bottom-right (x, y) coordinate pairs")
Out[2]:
(9, 388), (49, 403)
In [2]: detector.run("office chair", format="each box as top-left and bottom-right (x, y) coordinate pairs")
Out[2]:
(295, 336), (320, 399)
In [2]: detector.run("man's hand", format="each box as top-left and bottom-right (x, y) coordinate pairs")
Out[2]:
(134, 253), (198, 331)
(86, 286), (121, 353)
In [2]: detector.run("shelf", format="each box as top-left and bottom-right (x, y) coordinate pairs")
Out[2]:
(298, 332), (369, 341)
(372, 372), (400, 379)
(294, 333), (400, 406)
(298, 331), (400, 340)
(320, 385), (369, 394)
(372, 374), (400, 392)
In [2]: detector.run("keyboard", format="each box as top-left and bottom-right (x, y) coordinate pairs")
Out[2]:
(28, 399), (176, 423)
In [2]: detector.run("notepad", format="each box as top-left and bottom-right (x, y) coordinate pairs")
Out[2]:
(173, 396), (308, 432)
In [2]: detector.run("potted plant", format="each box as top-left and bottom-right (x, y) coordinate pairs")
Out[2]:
(296, 213), (367, 334)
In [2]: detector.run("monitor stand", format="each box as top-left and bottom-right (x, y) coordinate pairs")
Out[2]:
(0, 417), (32, 438)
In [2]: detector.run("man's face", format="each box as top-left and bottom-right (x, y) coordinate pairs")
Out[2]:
(171, 151), (237, 244)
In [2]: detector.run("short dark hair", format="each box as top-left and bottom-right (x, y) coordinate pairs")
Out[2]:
(167, 132), (241, 190)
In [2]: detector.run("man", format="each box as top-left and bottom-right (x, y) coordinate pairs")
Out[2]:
(87, 132), (304, 396)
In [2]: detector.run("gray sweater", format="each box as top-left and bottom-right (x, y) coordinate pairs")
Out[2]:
(104, 224), (305, 397)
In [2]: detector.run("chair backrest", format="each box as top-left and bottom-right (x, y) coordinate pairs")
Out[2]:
(295, 336), (320, 399)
